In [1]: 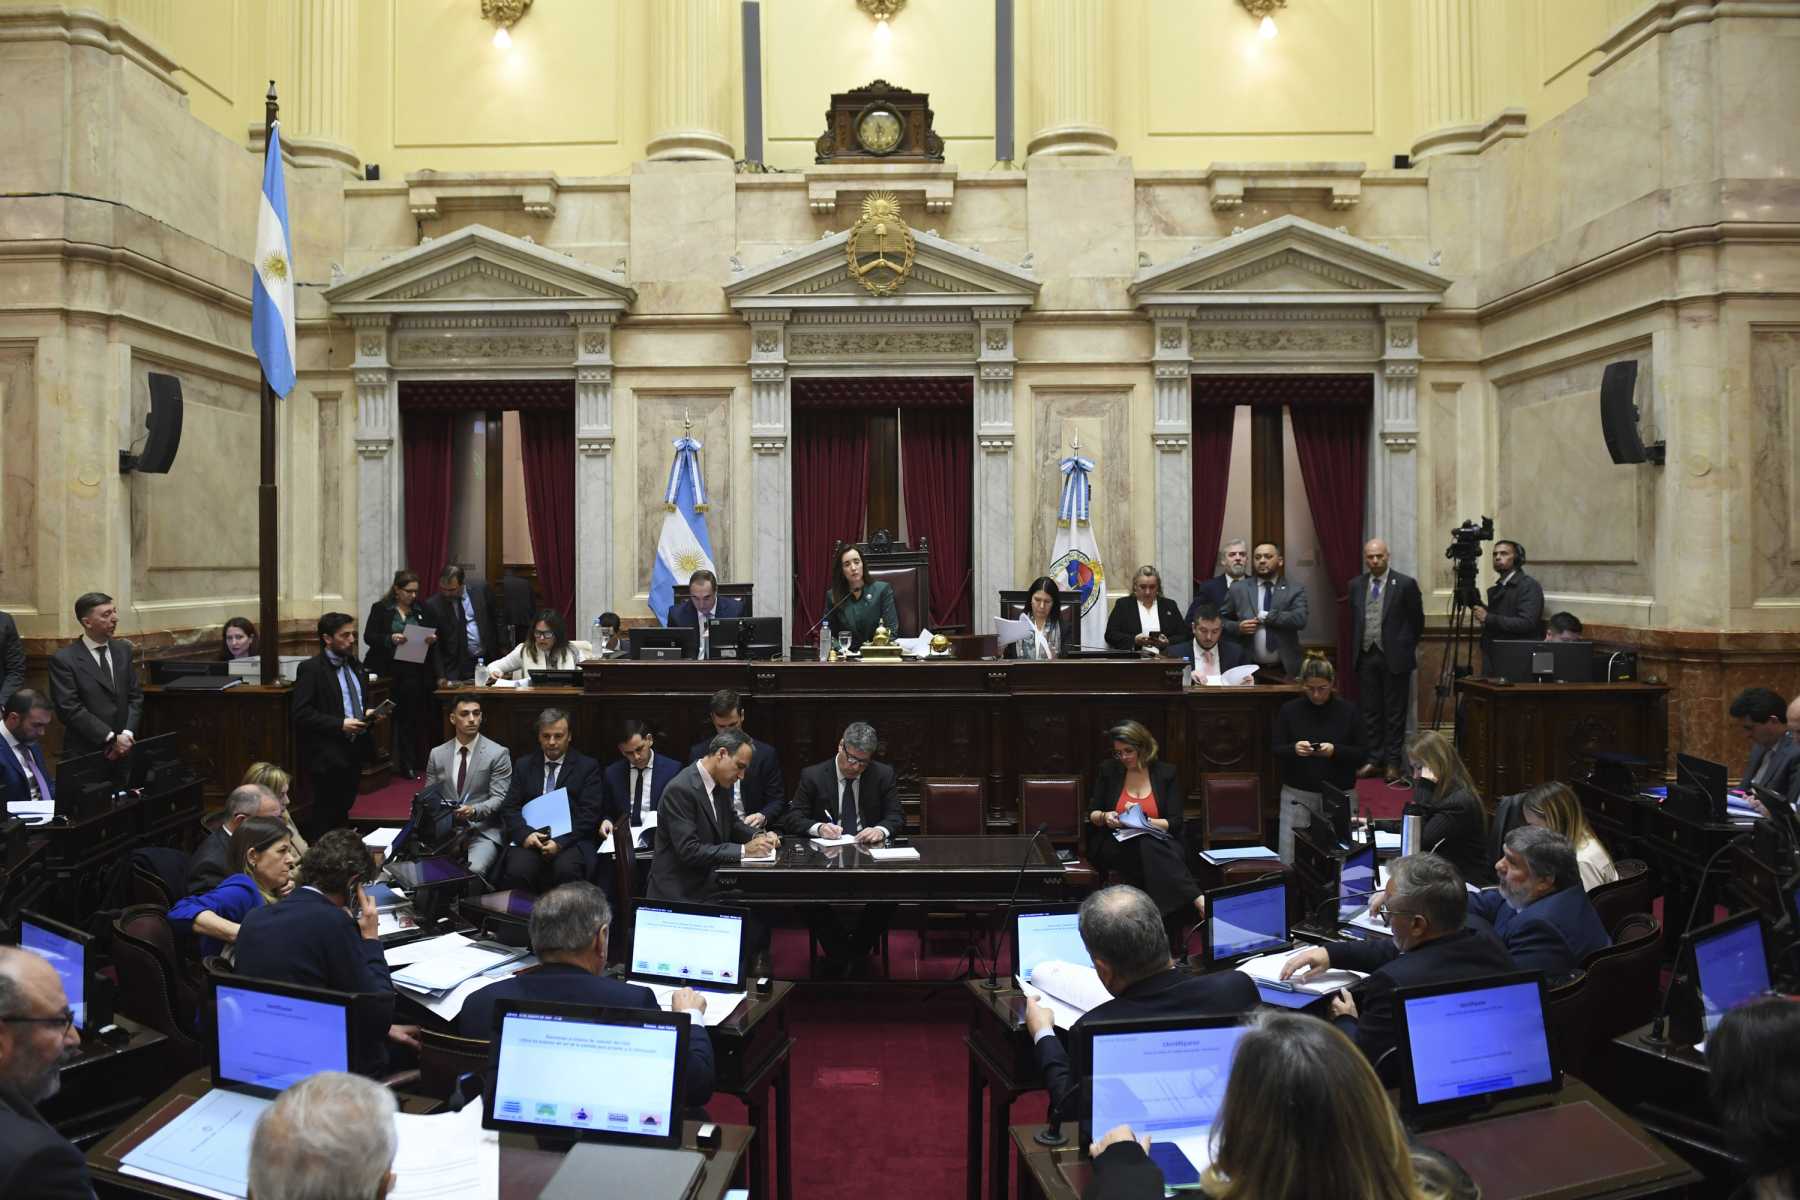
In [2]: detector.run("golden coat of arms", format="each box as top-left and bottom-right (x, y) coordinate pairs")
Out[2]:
(845, 192), (915, 297)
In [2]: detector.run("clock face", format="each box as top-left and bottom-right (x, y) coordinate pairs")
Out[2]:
(857, 108), (903, 154)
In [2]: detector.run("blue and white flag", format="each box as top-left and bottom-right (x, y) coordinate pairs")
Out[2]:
(1048, 452), (1108, 648)
(649, 435), (717, 624)
(251, 121), (297, 398)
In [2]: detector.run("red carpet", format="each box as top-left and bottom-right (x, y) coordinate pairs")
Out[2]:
(350, 776), (419, 823)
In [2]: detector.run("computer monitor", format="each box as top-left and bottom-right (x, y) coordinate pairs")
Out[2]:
(127, 732), (188, 791)
(1687, 911), (1773, 1038)
(1394, 971), (1559, 1123)
(1338, 845), (1378, 923)
(1673, 753), (1729, 822)
(210, 975), (353, 1097)
(1201, 874), (1291, 967)
(628, 900), (749, 992)
(630, 626), (698, 661)
(18, 910), (108, 1033)
(149, 660), (229, 683)
(704, 616), (783, 661)
(1321, 783), (1353, 847)
(1489, 639), (1594, 683)
(1081, 1014), (1246, 1187)
(484, 1001), (690, 1148)
(527, 669), (584, 687)
(1012, 904), (1093, 981)
(54, 749), (116, 817)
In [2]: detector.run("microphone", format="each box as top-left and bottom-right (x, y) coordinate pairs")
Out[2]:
(986, 822), (1050, 992)
(1310, 887), (1387, 927)
(1641, 831), (1752, 1049)
(815, 586), (860, 649)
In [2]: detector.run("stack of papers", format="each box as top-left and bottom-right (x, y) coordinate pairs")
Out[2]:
(895, 628), (937, 657)
(120, 1088), (267, 1198)
(1196, 664), (1258, 686)
(1017, 960), (1111, 1029)
(644, 983), (747, 1027)
(598, 811), (657, 855)
(389, 934), (527, 997)
(362, 827), (403, 853)
(411, 956), (538, 1023)
(1196, 846), (1279, 866)
(740, 844), (777, 864)
(1235, 951), (1366, 995)
(6, 799), (54, 825)
(389, 1103), (500, 1200)
(810, 834), (857, 848)
(993, 615), (1034, 652)
(866, 846), (920, 862)
(1112, 803), (1165, 844)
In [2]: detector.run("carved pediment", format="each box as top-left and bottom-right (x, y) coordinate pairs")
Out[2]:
(1132, 215), (1449, 308)
(325, 223), (636, 316)
(728, 229), (1039, 313)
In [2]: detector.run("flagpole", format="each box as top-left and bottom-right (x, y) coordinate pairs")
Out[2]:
(259, 80), (281, 688)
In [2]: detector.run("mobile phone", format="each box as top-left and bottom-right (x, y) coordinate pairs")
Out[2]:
(369, 699), (396, 719)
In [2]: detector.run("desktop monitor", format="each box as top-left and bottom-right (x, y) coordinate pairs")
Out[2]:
(209, 974), (353, 1097)
(1338, 845), (1378, 923)
(527, 669), (584, 687)
(19, 910), (107, 1033)
(1686, 911), (1773, 1038)
(1672, 753), (1729, 823)
(629, 626), (698, 661)
(54, 749), (116, 817)
(1321, 783), (1353, 847)
(483, 1001), (690, 1148)
(1394, 971), (1560, 1123)
(1012, 905), (1093, 982)
(1201, 874), (1291, 968)
(148, 660), (228, 683)
(704, 616), (783, 661)
(1081, 1014), (1246, 1187)
(1489, 639), (1595, 683)
(127, 732), (188, 791)
(629, 900), (749, 991)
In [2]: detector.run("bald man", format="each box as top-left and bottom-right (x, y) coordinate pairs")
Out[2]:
(1348, 539), (1423, 783)
(0, 947), (90, 1198)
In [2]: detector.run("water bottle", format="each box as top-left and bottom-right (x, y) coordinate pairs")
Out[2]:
(818, 620), (831, 661)
(591, 615), (603, 649)
(474, 656), (486, 686)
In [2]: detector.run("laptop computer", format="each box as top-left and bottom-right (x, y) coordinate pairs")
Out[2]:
(1393, 971), (1560, 1127)
(1011, 904), (1093, 980)
(1081, 1014), (1246, 1189)
(1201, 874), (1291, 968)
(628, 899), (750, 993)
(483, 1000), (691, 1148)
(1687, 910), (1773, 1041)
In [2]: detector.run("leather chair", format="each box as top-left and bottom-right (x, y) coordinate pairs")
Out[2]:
(921, 777), (984, 835)
(111, 905), (202, 1054)
(1543, 969), (1593, 1078)
(1582, 913), (1662, 1045)
(997, 590), (1081, 654)
(1201, 773), (1264, 847)
(669, 581), (754, 621)
(418, 1028), (492, 1102)
(128, 846), (188, 909)
(1019, 775), (1083, 849)
(850, 537), (932, 636)
(1588, 858), (1650, 937)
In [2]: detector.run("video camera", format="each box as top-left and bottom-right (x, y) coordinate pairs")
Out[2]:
(1444, 516), (1494, 608)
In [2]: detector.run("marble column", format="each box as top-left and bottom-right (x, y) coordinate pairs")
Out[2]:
(351, 317), (398, 621)
(747, 317), (792, 637)
(573, 313), (618, 628)
(1376, 308), (1424, 577)
(254, 0), (362, 173)
(1410, 0), (1483, 160)
(646, 0), (736, 162)
(1025, 0), (1117, 157)
(1151, 310), (1193, 609)
(973, 310), (1021, 628)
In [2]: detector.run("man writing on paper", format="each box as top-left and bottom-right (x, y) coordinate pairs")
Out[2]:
(495, 708), (601, 895)
(426, 694), (512, 883)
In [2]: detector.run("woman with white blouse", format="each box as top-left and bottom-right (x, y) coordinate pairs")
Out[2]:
(486, 610), (592, 681)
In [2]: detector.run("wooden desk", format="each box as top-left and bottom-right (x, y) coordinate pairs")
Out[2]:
(1011, 1078), (1699, 1200)
(1457, 680), (1669, 804)
(41, 1015), (176, 1150)
(965, 980), (1042, 1200)
(715, 835), (1066, 905)
(37, 777), (203, 921)
(1606, 1021), (1738, 1189)
(0, 832), (50, 920)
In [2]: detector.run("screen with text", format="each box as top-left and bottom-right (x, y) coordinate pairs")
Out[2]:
(1210, 882), (1287, 961)
(633, 906), (744, 988)
(21, 920), (85, 1031)
(215, 985), (349, 1092)
(1694, 920), (1771, 1036)
(1404, 980), (1553, 1106)
(1090, 1024), (1243, 1181)
(1016, 911), (1092, 978)
(492, 1012), (680, 1138)
(1339, 848), (1376, 921)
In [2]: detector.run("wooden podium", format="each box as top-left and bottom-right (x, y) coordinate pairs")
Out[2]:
(1455, 678), (1669, 804)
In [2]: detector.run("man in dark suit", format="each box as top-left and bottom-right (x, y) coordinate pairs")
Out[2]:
(1280, 853), (1516, 1072)
(646, 730), (779, 905)
(456, 882), (715, 1105)
(0, 690), (55, 817)
(46, 591), (143, 764)
(0, 946), (92, 1199)
(1185, 537), (1249, 622)
(1731, 687), (1798, 795)
(1025, 885), (1259, 1122)
(1183, 604), (1249, 683)
(291, 612), (379, 837)
(1475, 539), (1545, 673)
(0, 609), (23, 712)
(496, 708), (604, 894)
(1223, 543), (1309, 677)
(426, 564), (504, 683)
(1348, 538), (1425, 784)
(601, 719), (683, 847)
(185, 783), (281, 895)
(1468, 826), (1611, 975)
(783, 722), (905, 973)
(686, 689), (784, 830)
(665, 570), (746, 660)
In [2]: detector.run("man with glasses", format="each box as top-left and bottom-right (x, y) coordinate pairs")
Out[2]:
(783, 721), (902, 976)
(0, 946), (90, 1197)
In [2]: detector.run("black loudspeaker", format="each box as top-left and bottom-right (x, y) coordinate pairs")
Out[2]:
(123, 372), (184, 474)
(1599, 361), (1661, 465)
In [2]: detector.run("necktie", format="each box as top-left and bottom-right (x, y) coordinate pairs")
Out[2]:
(94, 644), (112, 684)
(18, 744), (51, 804)
(456, 746), (468, 797)
(1371, 577), (1381, 604)
(1203, 648), (1216, 678)
(631, 768), (643, 824)
(543, 760), (559, 796)
(840, 777), (859, 835)
(1261, 582), (1272, 611)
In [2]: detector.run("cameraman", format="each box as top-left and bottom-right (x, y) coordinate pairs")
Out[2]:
(1472, 540), (1544, 673)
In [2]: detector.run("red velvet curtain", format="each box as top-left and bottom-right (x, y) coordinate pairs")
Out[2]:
(1189, 402), (1236, 591)
(402, 410), (455, 602)
(791, 412), (870, 637)
(1291, 404), (1369, 693)
(900, 406), (973, 629)
(518, 410), (577, 628)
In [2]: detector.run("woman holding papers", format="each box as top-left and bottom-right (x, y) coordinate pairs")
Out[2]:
(825, 544), (900, 650)
(1005, 577), (1063, 660)
(1085, 721), (1207, 932)
(167, 816), (296, 960)
(485, 609), (592, 681)
(363, 569), (439, 780)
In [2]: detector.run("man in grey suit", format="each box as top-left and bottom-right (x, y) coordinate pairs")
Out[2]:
(1223, 543), (1309, 677)
(1732, 688), (1798, 797)
(1348, 539), (1425, 784)
(0, 609), (24, 712)
(647, 729), (779, 905)
(424, 693), (513, 879)
(46, 591), (143, 763)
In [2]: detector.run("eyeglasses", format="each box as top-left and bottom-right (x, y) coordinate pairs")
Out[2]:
(841, 748), (872, 766)
(532, 629), (556, 639)
(2, 1008), (74, 1034)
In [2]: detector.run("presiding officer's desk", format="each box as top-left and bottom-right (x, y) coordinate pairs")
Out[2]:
(1010, 1077), (1699, 1200)
(86, 1068), (754, 1200)
(716, 835), (1066, 903)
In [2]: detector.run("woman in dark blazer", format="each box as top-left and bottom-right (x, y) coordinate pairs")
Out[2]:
(363, 569), (438, 779)
(1085, 720), (1206, 925)
(1104, 565), (1191, 655)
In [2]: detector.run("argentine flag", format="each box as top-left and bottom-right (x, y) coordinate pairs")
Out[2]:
(1049, 451), (1108, 649)
(649, 435), (716, 624)
(252, 121), (297, 397)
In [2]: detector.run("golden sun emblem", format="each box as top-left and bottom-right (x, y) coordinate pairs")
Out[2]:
(261, 252), (289, 281)
(845, 192), (916, 297)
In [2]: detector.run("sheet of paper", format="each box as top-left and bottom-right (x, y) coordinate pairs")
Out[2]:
(414, 956), (538, 1022)
(362, 826), (403, 852)
(393, 624), (433, 664)
(389, 1102), (500, 1200)
(521, 787), (573, 839)
(119, 1087), (270, 1199)
(1345, 908), (1394, 938)
(598, 823), (650, 855)
(1197, 846), (1279, 864)
(866, 846), (921, 861)
(1234, 951), (1366, 995)
(1373, 830), (1402, 850)
(392, 942), (526, 994)
(739, 845), (777, 863)
(1218, 663), (1258, 685)
(993, 615), (1034, 651)
(1019, 960), (1112, 1028)
(810, 834), (857, 847)
(644, 983), (748, 1027)
(384, 931), (474, 968)
(896, 628), (936, 657)
(6, 799), (54, 824)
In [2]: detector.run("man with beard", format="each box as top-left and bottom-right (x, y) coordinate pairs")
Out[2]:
(1223, 542), (1308, 678)
(1187, 537), (1249, 617)
(0, 947), (89, 1197)
(1473, 539), (1544, 673)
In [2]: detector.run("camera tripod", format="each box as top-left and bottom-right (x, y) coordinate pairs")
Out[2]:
(1429, 564), (1484, 731)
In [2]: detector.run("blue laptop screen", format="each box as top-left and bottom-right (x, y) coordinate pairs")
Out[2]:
(1016, 910), (1092, 978)
(1090, 1023), (1243, 1183)
(1339, 847), (1376, 921)
(1209, 881), (1288, 961)
(215, 984), (349, 1092)
(21, 919), (86, 1031)
(1693, 919), (1771, 1036)
(1403, 979), (1553, 1105)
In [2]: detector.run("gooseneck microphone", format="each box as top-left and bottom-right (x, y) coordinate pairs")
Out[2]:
(986, 822), (1050, 992)
(1641, 831), (1752, 1049)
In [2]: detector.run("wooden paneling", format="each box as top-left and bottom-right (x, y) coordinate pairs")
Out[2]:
(1456, 679), (1669, 804)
